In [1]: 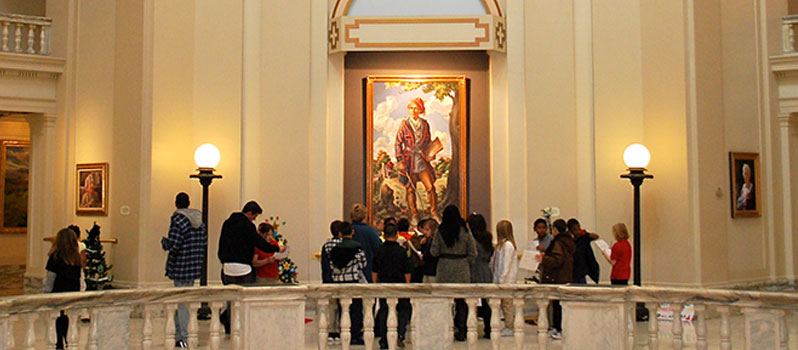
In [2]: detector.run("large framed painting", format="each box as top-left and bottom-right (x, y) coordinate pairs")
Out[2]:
(0, 140), (30, 233)
(76, 163), (108, 215)
(365, 75), (468, 225)
(729, 152), (761, 218)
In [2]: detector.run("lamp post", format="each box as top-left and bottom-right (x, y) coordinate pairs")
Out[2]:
(620, 143), (652, 321)
(191, 144), (222, 320)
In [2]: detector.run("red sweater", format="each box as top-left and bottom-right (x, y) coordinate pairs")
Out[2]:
(255, 240), (280, 279)
(610, 239), (631, 280)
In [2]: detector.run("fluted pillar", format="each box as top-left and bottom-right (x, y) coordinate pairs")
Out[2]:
(25, 114), (57, 289)
(778, 113), (794, 281)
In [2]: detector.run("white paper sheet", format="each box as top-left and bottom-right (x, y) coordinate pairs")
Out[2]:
(519, 249), (540, 271)
(594, 239), (612, 258)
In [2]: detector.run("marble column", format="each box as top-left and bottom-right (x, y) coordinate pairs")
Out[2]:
(24, 114), (57, 292)
(562, 301), (628, 350)
(743, 308), (783, 350)
(96, 306), (131, 350)
(412, 298), (454, 350)
(241, 293), (306, 350)
(778, 113), (794, 281)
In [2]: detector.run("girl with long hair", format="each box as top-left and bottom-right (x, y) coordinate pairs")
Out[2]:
(44, 228), (83, 349)
(467, 213), (494, 338)
(492, 220), (518, 336)
(430, 205), (477, 341)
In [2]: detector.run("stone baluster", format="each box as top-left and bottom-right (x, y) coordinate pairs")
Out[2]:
(363, 298), (375, 350)
(535, 299), (549, 350)
(88, 309), (99, 350)
(210, 302), (223, 350)
(164, 304), (176, 348)
(232, 301), (242, 350)
(513, 298), (525, 350)
(780, 310), (789, 350)
(489, 298), (502, 350)
(1, 22), (8, 51)
(47, 311), (58, 350)
(717, 306), (731, 350)
(14, 23), (21, 52)
(25, 313), (37, 350)
(626, 303), (635, 350)
(3, 315), (16, 349)
(188, 302), (200, 349)
(317, 298), (329, 350)
(670, 303), (683, 350)
(786, 22), (796, 53)
(67, 310), (79, 350)
(693, 304), (707, 350)
(26, 24), (35, 54)
(340, 297), (352, 350)
(465, 298), (478, 349)
(410, 299), (419, 348)
(141, 306), (153, 350)
(645, 302), (659, 349)
(39, 25), (47, 54)
(446, 299), (455, 344)
(387, 298), (399, 350)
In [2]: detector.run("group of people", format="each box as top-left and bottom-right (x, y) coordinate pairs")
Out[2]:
(319, 203), (522, 348)
(533, 218), (632, 339)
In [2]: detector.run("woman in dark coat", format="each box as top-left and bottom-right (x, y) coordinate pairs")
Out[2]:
(467, 213), (494, 338)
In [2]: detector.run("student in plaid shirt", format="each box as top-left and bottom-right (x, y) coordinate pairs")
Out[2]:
(328, 221), (367, 345)
(161, 192), (207, 349)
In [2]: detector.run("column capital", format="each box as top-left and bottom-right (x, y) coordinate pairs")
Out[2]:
(778, 113), (794, 128)
(25, 113), (56, 127)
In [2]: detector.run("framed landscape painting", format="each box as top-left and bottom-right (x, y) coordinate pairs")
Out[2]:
(729, 152), (761, 218)
(77, 163), (108, 215)
(0, 140), (29, 233)
(365, 75), (468, 225)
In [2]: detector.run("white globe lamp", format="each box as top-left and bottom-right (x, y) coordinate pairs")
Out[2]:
(623, 143), (650, 170)
(194, 144), (221, 169)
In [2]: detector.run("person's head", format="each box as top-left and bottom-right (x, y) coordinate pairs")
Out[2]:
(612, 223), (629, 241)
(67, 224), (81, 240)
(242, 201), (263, 221)
(84, 174), (94, 190)
(552, 219), (567, 236)
(407, 97), (425, 117)
(383, 224), (398, 241)
(496, 220), (516, 249)
(397, 218), (410, 232)
(329, 220), (343, 238)
(350, 203), (367, 223)
(258, 222), (275, 241)
(418, 218), (438, 238)
(567, 218), (582, 236)
(50, 228), (81, 266)
(439, 205), (464, 247)
(533, 218), (548, 238)
(175, 192), (190, 209)
(466, 213), (487, 234)
(339, 221), (354, 238)
(742, 163), (752, 183)
(383, 217), (397, 228)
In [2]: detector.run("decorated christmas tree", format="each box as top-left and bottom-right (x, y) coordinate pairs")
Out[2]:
(84, 222), (113, 290)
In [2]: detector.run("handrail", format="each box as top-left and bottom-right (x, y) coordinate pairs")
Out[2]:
(0, 13), (51, 27)
(0, 12), (52, 55)
(2, 283), (796, 315)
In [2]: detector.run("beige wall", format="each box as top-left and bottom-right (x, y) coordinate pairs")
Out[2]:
(0, 118), (29, 265)
(0, 0), (45, 16)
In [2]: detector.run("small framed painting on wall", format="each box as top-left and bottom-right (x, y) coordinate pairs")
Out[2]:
(729, 152), (761, 218)
(76, 163), (108, 215)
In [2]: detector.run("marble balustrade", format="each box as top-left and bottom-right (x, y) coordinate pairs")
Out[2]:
(0, 13), (51, 55)
(0, 284), (795, 349)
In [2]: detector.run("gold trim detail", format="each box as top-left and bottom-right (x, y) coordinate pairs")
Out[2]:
(345, 18), (490, 48)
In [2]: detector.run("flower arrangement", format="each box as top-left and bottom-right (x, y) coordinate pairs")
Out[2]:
(263, 216), (298, 284)
(540, 207), (560, 234)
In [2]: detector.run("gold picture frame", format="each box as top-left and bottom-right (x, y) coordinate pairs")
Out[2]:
(365, 75), (468, 225)
(76, 162), (108, 216)
(729, 152), (761, 218)
(0, 140), (30, 233)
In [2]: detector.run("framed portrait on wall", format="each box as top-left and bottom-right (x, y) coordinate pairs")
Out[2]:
(729, 152), (761, 218)
(365, 75), (468, 225)
(0, 140), (30, 233)
(76, 163), (108, 215)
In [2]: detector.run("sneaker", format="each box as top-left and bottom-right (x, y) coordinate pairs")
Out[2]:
(548, 329), (562, 340)
(327, 336), (335, 345)
(175, 340), (188, 349)
(501, 328), (513, 337)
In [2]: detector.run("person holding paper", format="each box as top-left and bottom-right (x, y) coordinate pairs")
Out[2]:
(599, 223), (631, 285)
(538, 219), (575, 340)
(252, 223), (283, 285)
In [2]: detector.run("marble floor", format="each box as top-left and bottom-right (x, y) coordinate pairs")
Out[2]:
(6, 303), (797, 349)
(0, 265), (25, 297)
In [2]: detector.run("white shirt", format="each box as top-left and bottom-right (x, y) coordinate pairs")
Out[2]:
(223, 263), (252, 277)
(492, 241), (518, 284)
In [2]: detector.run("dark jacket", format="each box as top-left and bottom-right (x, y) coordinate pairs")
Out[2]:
(217, 212), (279, 265)
(573, 233), (600, 283)
(420, 238), (438, 276)
(373, 241), (413, 283)
(352, 222), (382, 282)
(540, 232), (576, 284)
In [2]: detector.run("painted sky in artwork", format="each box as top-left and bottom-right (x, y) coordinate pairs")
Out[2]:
(372, 82), (453, 161)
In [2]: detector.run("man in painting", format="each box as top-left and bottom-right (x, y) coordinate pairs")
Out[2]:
(737, 163), (755, 210)
(394, 97), (440, 221)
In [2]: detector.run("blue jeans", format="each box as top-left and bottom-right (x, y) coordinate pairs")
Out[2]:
(174, 280), (195, 342)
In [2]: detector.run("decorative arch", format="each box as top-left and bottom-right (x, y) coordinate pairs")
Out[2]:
(331, 0), (503, 18)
